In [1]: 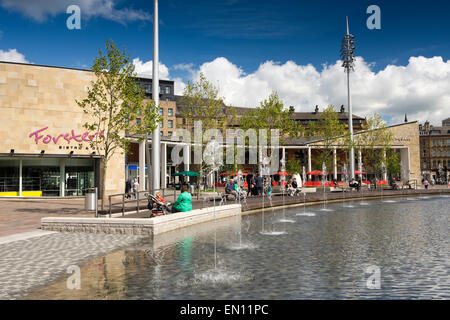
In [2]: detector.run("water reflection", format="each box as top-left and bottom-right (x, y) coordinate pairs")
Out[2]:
(25, 196), (450, 300)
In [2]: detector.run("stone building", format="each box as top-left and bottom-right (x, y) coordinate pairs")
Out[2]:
(419, 119), (450, 181)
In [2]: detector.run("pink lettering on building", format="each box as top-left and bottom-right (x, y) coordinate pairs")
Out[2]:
(29, 127), (104, 145)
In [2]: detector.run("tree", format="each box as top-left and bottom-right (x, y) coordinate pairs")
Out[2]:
(239, 92), (301, 142)
(354, 113), (394, 178)
(179, 73), (236, 194)
(286, 158), (302, 174)
(307, 106), (348, 175)
(77, 39), (160, 209)
(239, 92), (302, 173)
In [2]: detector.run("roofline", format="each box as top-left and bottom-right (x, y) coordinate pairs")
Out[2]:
(0, 60), (173, 82)
(306, 121), (419, 145)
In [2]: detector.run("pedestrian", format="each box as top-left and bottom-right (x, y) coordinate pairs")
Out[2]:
(373, 177), (377, 190)
(255, 174), (263, 196)
(125, 179), (132, 199)
(424, 179), (429, 190)
(133, 178), (139, 199)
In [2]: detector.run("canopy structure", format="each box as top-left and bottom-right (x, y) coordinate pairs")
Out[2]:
(220, 171), (248, 176)
(307, 170), (326, 176)
(355, 171), (367, 175)
(276, 171), (290, 176)
(172, 171), (199, 177)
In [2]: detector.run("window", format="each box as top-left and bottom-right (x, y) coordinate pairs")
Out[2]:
(168, 131), (172, 137)
(432, 150), (436, 157)
(143, 84), (151, 93)
(166, 98), (170, 101)
(159, 108), (163, 116)
(433, 160), (437, 168)
(168, 120), (173, 128)
(159, 86), (162, 94)
(423, 150), (427, 157)
(160, 120), (163, 128)
(168, 108), (173, 116)
(165, 86), (171, 94)
(423, 161), (427, 169)
(160, 131), (163, 136)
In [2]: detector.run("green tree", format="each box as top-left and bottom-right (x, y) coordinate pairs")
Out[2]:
(239, 92), (301, 142)
(77, 39), (160, 209)
(179, 73), (236, 193)
(354, 113), (394, 178)
(307, 105), (348, 174)
(239, 92), (302, 173)
(286, 158), (302, 174)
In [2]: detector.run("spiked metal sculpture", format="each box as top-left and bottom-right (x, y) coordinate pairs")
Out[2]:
(341, 17), (356, 179)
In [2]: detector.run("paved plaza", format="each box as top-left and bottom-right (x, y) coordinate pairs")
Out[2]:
(0, 198), (91, 237)
(0, 232), (144, 300)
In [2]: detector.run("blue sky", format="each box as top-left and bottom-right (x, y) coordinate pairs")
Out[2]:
(0, 0), (449, 124)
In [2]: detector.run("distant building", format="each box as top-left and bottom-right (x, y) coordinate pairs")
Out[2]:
(419, 119), (450, 181)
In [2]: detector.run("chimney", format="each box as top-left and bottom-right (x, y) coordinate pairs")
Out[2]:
(404, 114), (408, 123)
(314, 105), (319, 113)
(340, 105), (345, 113)
(289, 106), (295, 112)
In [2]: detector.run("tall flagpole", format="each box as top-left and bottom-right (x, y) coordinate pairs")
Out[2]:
(151, 0), (161, 192)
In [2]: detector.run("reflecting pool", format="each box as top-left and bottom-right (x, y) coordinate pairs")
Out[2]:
(26, 196), (449, 299)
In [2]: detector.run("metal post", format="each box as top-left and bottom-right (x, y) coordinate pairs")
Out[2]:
(348, 69), (355, 179)
(137, 191), (140, 214)
(95, 187), (98, 218)
(151, 0), (161, 193)
(122, 193), (125, 217)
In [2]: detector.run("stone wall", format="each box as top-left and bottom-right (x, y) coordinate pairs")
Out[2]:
(0, 62), (124, 196)
(41, 204), (242, 237)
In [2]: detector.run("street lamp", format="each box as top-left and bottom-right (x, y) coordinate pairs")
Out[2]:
(151, 0), (161, 192)
(341, 16), (356, 179)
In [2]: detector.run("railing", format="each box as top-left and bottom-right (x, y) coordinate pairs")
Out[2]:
(107, 188), (179, 218)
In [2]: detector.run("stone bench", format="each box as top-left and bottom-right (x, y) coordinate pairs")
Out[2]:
(41, 203), (242, 237)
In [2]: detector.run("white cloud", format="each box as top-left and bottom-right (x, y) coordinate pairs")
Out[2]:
(133, 58), (170, 80)
(176, 56), (450, 126)
(0, 0), (151, 24)
(0, 49), (28, 63)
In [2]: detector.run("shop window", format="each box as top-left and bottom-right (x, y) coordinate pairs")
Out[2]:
(22, 158), (61, 196)
(65, 158), (95, 196)
(0, 159), (19, 193)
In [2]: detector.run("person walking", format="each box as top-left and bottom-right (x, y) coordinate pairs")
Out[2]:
(424, 179), (429, 190)
(255, 175), (263, 196)
(133, 178), (139, 199)
(125, 179), (132, 199)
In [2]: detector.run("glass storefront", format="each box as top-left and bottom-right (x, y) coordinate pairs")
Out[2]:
(0, 159), (19, 193)
(65, 158), (95, 196)
(0, 157), (96, 197)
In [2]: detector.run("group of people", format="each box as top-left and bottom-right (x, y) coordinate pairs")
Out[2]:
(225, 179), (247, 200)
(286, 178), (300, 196)
(125, 178), (140, 199)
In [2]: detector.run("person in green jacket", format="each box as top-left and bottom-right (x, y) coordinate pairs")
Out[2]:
(171, 186), (192, 213)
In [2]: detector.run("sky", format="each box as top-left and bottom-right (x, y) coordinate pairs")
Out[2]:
(0, 0), (449, 125)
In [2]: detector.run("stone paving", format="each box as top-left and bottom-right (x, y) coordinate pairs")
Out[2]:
(0, 232), (144, 300)
(0, 198), (92, 237)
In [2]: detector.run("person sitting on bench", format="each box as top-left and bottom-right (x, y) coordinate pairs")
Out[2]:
(225, 179), (238, 199)
(349, 178), (360, 191)
(171, 186), (192, 213)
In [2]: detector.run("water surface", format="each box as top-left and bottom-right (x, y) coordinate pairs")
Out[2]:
(26, 196), (450, 299)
